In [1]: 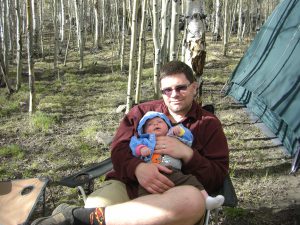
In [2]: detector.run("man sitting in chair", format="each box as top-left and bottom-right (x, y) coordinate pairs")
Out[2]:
(32, 60), (229, 225)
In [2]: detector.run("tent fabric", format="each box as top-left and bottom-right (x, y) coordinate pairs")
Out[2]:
(226, 0), (300, 157)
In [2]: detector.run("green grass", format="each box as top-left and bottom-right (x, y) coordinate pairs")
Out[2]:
(0, 144), (24, 159)
(30, 111), (58, 132)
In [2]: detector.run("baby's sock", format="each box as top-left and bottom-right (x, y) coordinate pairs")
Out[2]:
(205, 195), (225, 210)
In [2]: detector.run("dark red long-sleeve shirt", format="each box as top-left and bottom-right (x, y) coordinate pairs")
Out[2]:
(106, 99), (229, 199)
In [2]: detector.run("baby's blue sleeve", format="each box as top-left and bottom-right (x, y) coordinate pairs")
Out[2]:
(129, 134), (156, 162)
(169, 124), (194, 147)
(129, 136), (143, 157)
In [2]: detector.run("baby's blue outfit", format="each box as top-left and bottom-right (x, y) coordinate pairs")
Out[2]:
(129, 111), (193, 169)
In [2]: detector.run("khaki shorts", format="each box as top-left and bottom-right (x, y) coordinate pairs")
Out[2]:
(84, 180), (130, 208)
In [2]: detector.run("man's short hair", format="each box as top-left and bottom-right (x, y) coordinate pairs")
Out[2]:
(159, 60), (196, 84)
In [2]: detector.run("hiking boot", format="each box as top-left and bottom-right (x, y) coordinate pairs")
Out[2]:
(31, 203), (76, 225)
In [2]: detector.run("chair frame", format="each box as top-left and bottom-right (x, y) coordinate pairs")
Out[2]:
(59, 158), (237, 224)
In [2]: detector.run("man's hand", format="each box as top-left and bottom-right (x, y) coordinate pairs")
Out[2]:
(155, 136), (193, 164)
(135, 163), (175, 194)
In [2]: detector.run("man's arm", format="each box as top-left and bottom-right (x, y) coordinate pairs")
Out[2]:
(110, 107), (144, 183)
(182, 115), (229, 194)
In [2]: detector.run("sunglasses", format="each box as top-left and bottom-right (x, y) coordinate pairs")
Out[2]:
(161, 83), (191, 97)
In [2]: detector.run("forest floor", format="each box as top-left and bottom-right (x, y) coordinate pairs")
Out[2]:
(0, 33), (299, 225)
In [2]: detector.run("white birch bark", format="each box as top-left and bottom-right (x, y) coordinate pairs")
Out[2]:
(15, 0), (22, 91)
(125, 0), (139, 113)
(237, 0), (243, 43)
(223, 0), (229, 55)
(32, 0), (41, 55)
(93, 0), (100, 49)
(152, 0), (161, 99)
(53, 0), (58, 69)
(1, 0), (13, 93)
(3, 0), (9, 72)
(184, 0), (206, 104)
(26, 0), (36, 113)
(169, 0), (180, 61)
(74, 0), (84, 69)
(120, 0), (126, 72)
(114, 0), (120, 50)
(135, 0), (147, 104)
(39, 0), (44, 58)
(160, 0), (171, 65)
(64, 0), (73, 65)
(213, 0), (221, 41)
(102, 0), (106, 38)
(60, 0), (65, 43)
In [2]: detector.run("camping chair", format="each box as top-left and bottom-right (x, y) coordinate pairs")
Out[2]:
(59, 105), (238, 225)
(0, 177), (49, 225)
(59, 157), (237, 225)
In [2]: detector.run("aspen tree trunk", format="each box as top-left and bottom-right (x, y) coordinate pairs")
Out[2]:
(7, 1), (14, 59)
(53, 0), (58, 70)
(0, 52), (13, 94)
(152, 0), (161, 99)
(64, 0), (73, 65)
(120, 0), (126, 72)
(1, 0), (13, 94)
(60, 0), (65, 43)
(82, 0), (87, 48)
(32, 0), (40, 56)
(237, 0), (243, 43)
(93, 0), (100, 49)
(223, 0), (229, 56)
(114, 0), (120, 51)
(3, 0), (9, 75)
(26, 0), (36, 113)
(39, 0), (44, 59)
(127, 0), (132, 33)
(184, 0), (206, 104)
(213, 0), (221, 41)
(15, 0), (23, 91)
(102, 0), (106, 38)
(169, 0), (180, 61)
(160, 0), (171, 65)
(125, 0), (139, 113)
(135, 0), (147, 104)
(22, 2), (26, 34)
(74, 0), (84, 69)
(229, 0), (238, 36)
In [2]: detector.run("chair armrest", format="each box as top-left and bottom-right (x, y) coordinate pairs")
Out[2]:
(59, 158), (113, 188)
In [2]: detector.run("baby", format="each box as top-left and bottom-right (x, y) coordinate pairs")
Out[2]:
(130, 111), (224, 210)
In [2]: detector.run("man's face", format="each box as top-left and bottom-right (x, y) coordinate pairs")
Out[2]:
(144, 117), (169, 136)
(160, 73), (197, 116)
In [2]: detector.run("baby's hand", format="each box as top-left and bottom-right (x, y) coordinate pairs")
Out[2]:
(141, 146), (151, 156)
(172, 125), (185, 137)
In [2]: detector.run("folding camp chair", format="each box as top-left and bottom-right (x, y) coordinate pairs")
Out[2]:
(0, 177), (49, 225)
(59, 157), (237, 225)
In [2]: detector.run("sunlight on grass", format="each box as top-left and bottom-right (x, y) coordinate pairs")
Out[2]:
(0, 144), (24, 159)
(80, 125), (98, 139)
(31, 111), (57, 132)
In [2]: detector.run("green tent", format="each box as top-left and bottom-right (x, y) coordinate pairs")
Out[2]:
(226, 0), (300, 171)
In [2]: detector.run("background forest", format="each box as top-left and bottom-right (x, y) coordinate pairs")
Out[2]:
(1, 0), (299, 225)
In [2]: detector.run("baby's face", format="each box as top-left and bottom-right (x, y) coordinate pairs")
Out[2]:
(144, 117), (169, 136)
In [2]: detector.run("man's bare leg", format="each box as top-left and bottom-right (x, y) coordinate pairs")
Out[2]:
(105, 185), (205, 225)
